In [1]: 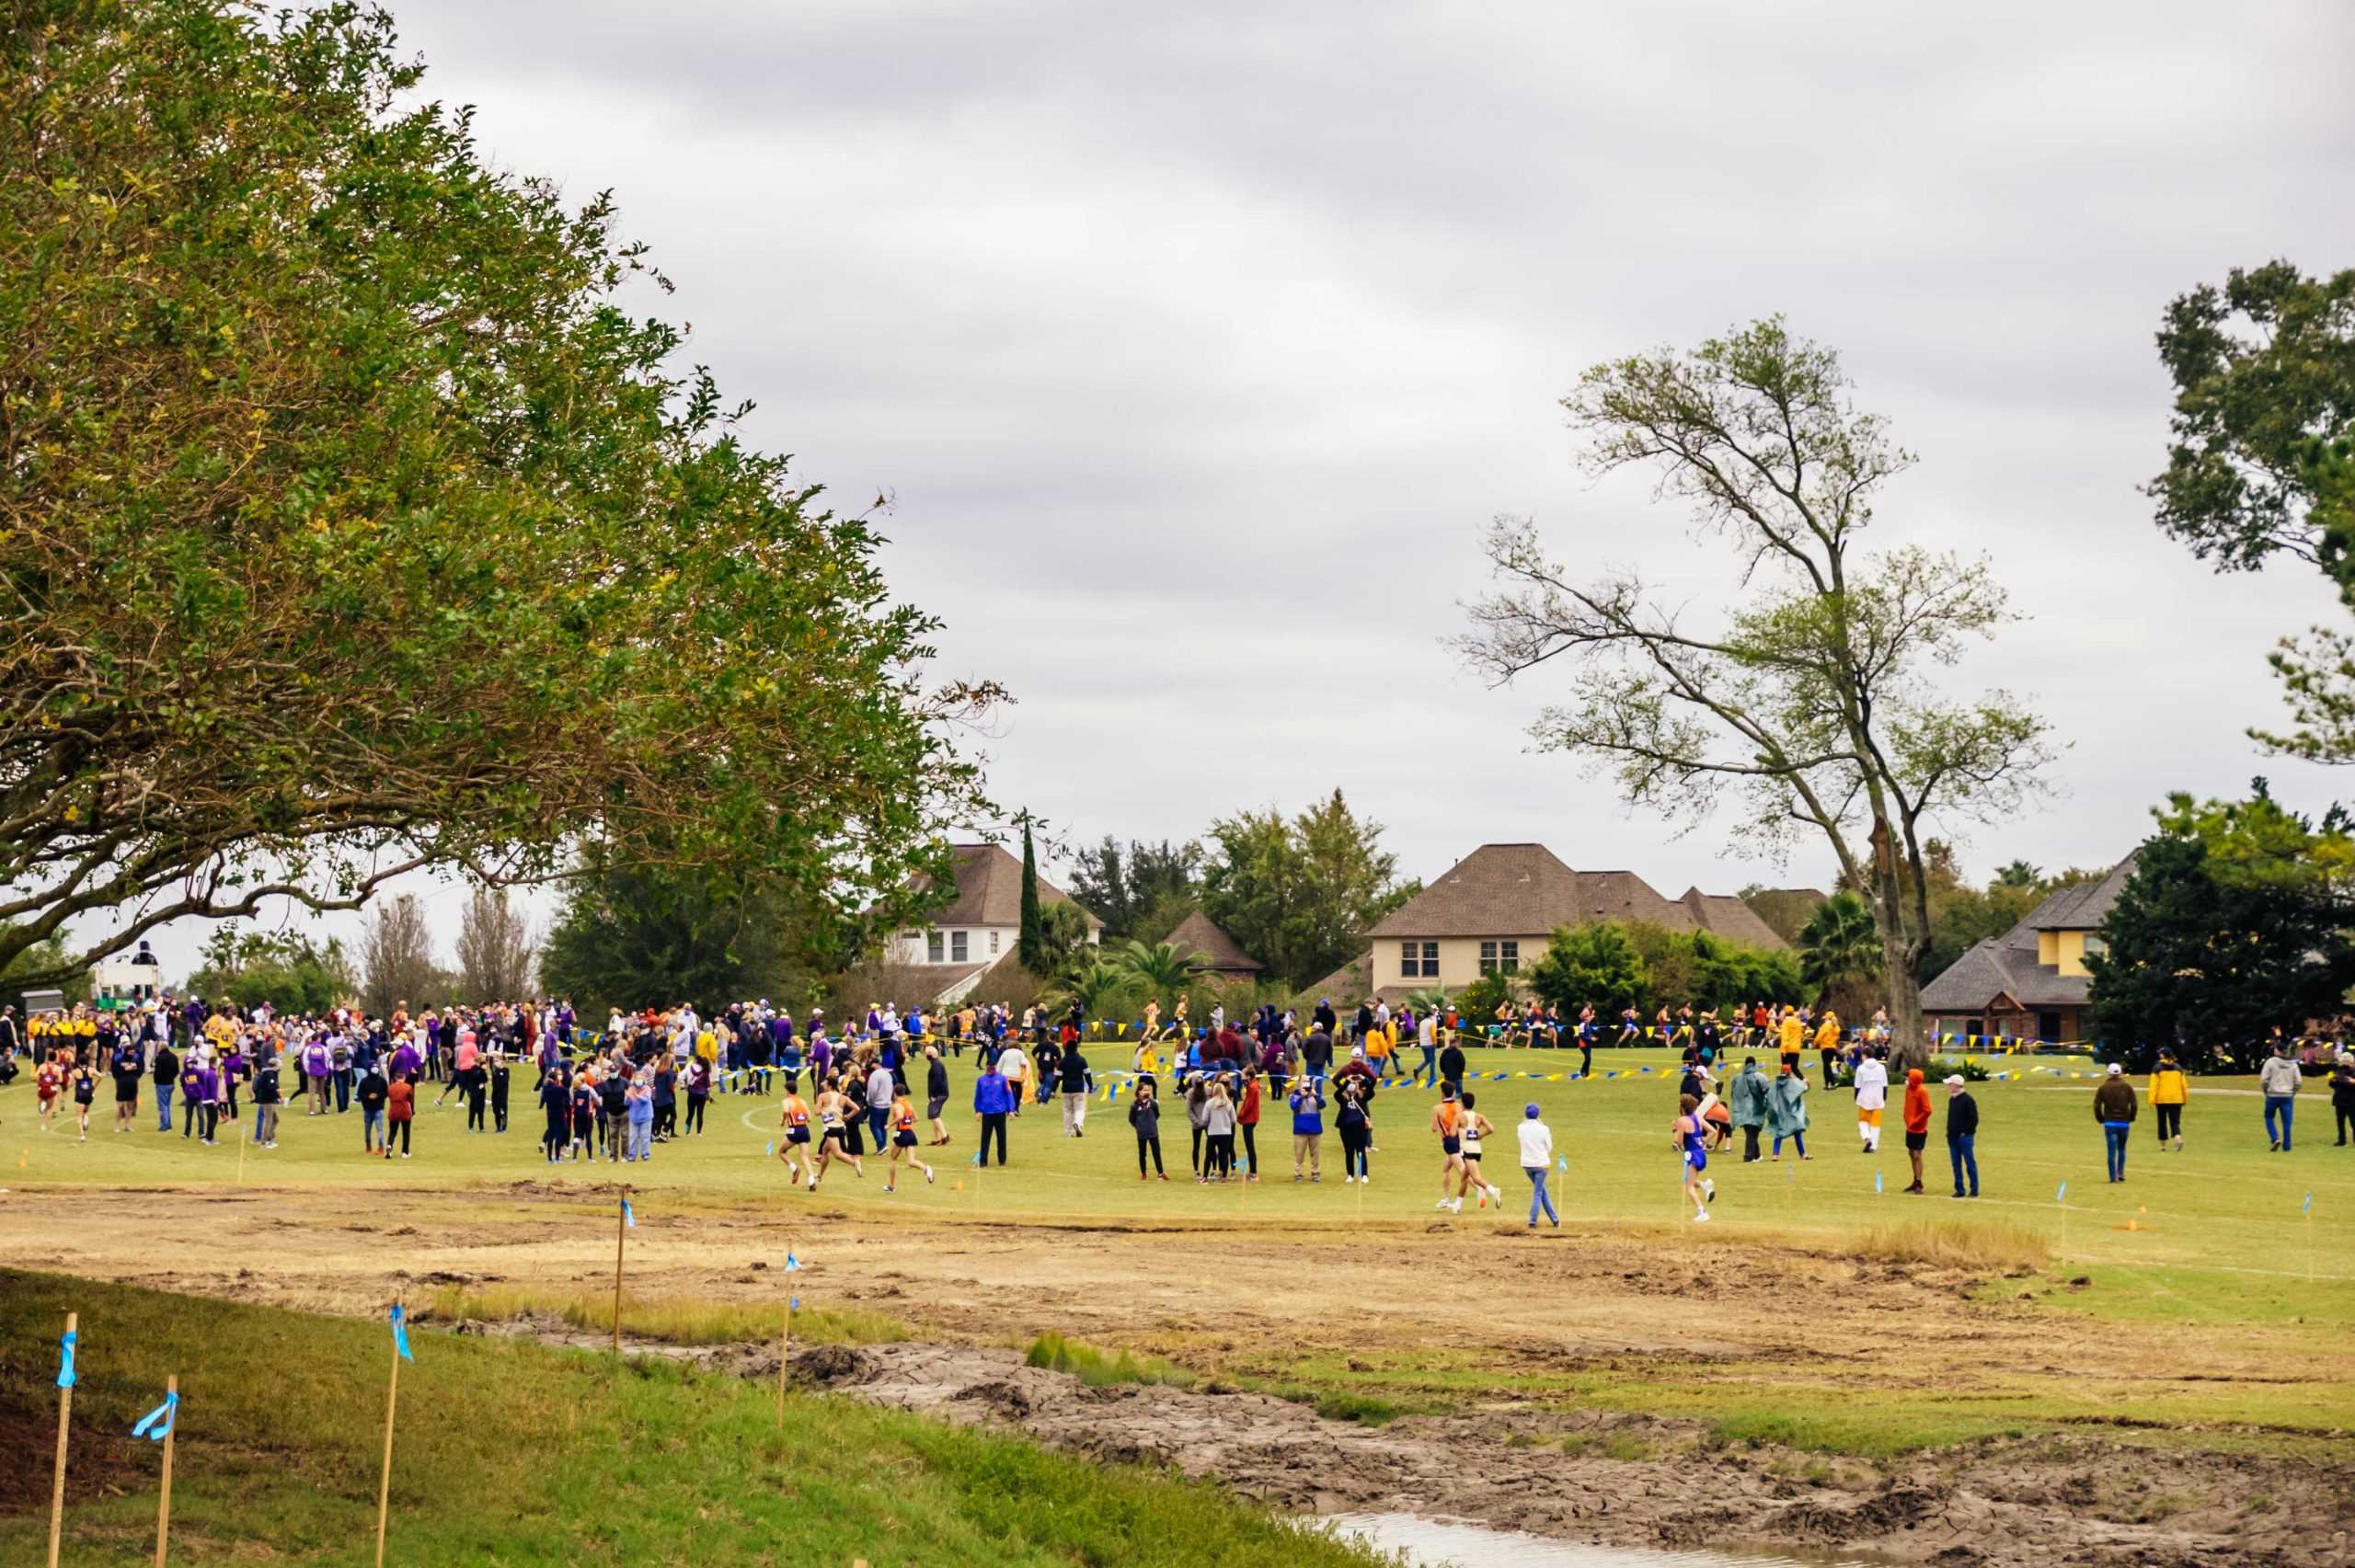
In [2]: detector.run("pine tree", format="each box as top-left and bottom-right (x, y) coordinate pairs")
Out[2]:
(1017, 820), (1044, 972)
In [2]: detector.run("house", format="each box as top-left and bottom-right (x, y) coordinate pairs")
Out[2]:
(889, 842), (1102, 1003)
(1165, 910), (1263, 986)
(1920, 854), (2135, 1045)
(1337, 842), (1789, 1005)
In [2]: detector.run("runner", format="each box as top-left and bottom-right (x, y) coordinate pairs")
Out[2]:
(1455, 1091), (1503, 1210)
(777, 1085), (814, 1185)
(1430, 1087), (1466, 1210)
(1674, 1093), (1714, 1222)
(810, 1079), (863, 1190)
(883, 1091), (936, 1192)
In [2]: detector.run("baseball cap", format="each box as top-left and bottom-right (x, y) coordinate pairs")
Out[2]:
(1943, 1074), (1964, 1087)
(1523, 1103), (1541, 1117)
(2106, 1062), (2122, 1076)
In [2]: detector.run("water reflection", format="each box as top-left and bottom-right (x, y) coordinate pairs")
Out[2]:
(1329, 1513), (1879, 1568)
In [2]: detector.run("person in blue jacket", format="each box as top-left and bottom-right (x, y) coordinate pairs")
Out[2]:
(973, 1058), (1016, 1167)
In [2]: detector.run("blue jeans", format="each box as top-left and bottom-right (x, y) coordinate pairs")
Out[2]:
(1773, 1129), (1807, 1157)
(868, 1105), (890, 1149)
(1947, 1134), (1977, 1196)
(1525, 1166), (1558, 1225)
(334, 1068), (353, 1112)
(627, 1118), (652, 1161)
(363, 1107), (385, 1151)
(1418, 1046), (1438, 1086)
(2103, 1123), (2130, 1180)
(155, 1082), (174, 1130)
(2264, 1094), (2293, 1150)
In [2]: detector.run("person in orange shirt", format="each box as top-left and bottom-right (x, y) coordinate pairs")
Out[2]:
(1901, 1068), (1932, 1194)
(1430, 1089), (1466, 1211)
(884, 1093), (936, 1193)
(777, 1089), (814, 1185)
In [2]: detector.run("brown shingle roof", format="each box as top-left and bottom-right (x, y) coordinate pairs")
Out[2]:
(1921, 852), (2135, 1013)
(1367, 844), (1584, 938)
(1676, 888), (1794, 953)
(912, 843), (1102, 931)
(1296, 949), (1373, 1006)
(1166, 910), (1261, 976)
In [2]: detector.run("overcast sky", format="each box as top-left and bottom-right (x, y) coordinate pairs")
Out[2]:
(115, 1), (2355, 978)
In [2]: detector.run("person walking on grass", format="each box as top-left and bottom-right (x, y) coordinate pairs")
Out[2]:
(1334, 1073), (1372, 1184)
(1289, 1073), (1325, 1182)
(1131, 1077), (1168, 1180)
(2332, 1051), (2355, 1148)
(1519, 1104), (1559, 1230)
(252, 1051), (281, 1149)
(385, 1071), (414, 1159)
(2094, 1062), (2136, 1182)
(536, 1068), (568, 1163)
(1675, 1093), (1713, 1222)
(1853, 1046), (1888, 1154)
(109, 1035), (142, 1133)
(151, 1035), (178, 1134)
(1944, 1075), (1980, 1197)
(973, 1055), (1014, 1168)
(924, 1045), (953, 1147)
(2260, 1041), (2302, 1152)
(1730, 1056), (1770, 1162)
(625, 1069), (655, 1162)
(1767, 1063), (1809, 1160)
(884, 1092), (936, 1192)
(1901, 1068), (1932, 1194)
(1058, 1040), (1092, 1138)
(1202, 1075), (1237, 1183)
(1236, 1068), (1261, 1180)
(2150, 1048), (2188, 1152)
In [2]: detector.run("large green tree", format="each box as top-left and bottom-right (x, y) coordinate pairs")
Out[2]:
(2087, 785), (2355, 1069)
(1460, 320), (2055, 1064)
(539, 855), (836, 1018)
(1065, 837), (1202, 941)
(1200, 790), (1414, 990)
(2151, 262), (2355, 758)
(0, 2), (993, 992)
(1527, 921), (1648, 1017)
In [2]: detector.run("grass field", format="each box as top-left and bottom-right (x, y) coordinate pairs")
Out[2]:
(7, 1044), (2348, 1283)
(0, 1270), (1389, 1567)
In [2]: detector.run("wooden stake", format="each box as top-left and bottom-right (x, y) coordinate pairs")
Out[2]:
(47, 1310), (74, 1568)
(374, 1311), (400, 1568)
(153, 1374), (176, 1568)
(612, 1192), (627, 1356)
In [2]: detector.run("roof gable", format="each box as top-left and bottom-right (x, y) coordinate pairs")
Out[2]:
(912, 843), (1101, 931)
(1166, 910), (1261, 973)
(1368, 843), (1584, 938)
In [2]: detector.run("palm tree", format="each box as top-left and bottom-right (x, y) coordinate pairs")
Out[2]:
(1798, 892), (1879, 1005)
(1404, 985), (1449, 1014)
(1053, 960), (1134, 1023)
(1116, 938), (1211, 997)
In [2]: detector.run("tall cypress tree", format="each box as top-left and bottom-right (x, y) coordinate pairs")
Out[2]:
(1017, 820), (1044, 972)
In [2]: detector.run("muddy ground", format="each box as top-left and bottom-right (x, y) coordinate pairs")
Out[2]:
(4, 1183), (2346, 1566)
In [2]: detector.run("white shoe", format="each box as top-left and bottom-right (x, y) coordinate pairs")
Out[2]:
(1448, 1197), (1463, 1214)
(1487, 1185), (1503, 1204)
(1342, 1174), (1354, 1184)
(1693, 1208), (1710, 1222)
(1702, 1179), (1715, 1201)
(1435, 1198), (1450, 1210)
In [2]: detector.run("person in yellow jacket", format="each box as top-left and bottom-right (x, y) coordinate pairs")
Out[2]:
(1814, 1010), (1842, 1084)
(2148, 1048), (2188, 1152)
(1777, 1007), (1806, 1070)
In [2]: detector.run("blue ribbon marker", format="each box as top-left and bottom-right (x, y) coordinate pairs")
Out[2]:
(2303, 1191), (2314, 1215)
(789, 1296), (800, 1311)
(390, 1302), (414, 1362)
(133, 1391), (178, 1441)
(57, 1329), (76, 1390)
(765, 1141), (775, 1157)
(2055, 1181), (2067, 1205)
(1874, 1170), (1883, 1195)
(784, 1251), (803, 1273)
(1556, 1155), (1568, 1174)
(621, 1196), (636, 1229)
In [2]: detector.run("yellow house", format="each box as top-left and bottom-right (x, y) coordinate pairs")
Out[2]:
(1304, 842), (1788, 1005)
(1921, 853), (2135, 1046)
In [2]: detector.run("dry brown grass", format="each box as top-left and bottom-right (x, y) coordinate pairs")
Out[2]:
(1855, 1219), (2052, 1272)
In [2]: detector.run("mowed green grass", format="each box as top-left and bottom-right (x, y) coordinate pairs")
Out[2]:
(9, 1045), (2349, 1283)
(0, 1270), (1388, 1567)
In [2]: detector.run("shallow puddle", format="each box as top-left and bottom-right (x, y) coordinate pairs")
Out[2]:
(1328, 1513), (1878, 1568)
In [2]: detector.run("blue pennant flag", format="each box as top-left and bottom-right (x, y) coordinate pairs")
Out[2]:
(389, 1302), (414, 1362)
(2055, 1181), (2067, 1205)
(765, 1141), (775, 1157)
(783, 1251), (803, 1273)
(789, 1296), (800, 1311)
(2303, 1191), (2314, 1216)
(971, 1150), (982, 1167)
(1874, 1170), (1883, 1195)
(1556, 1155), (1568, 1174)
(57, 1328), (76, 1390)
(132, 1391), (178, 1442)
(621, 1196), (636, 1230)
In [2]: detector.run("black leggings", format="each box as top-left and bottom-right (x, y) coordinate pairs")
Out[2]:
(544, 1120), (568, 1158)
(1190, 1125), (1205, 1173)
(979, 1112), (1007, 1166)
(388, 1119), (411, 1154)
(183, 1100), (216, 1140)
(1207, 1131), (1235, 1178)
(2155, 1104), (2182, 1140)
(465, 1085), (486, 1130)
(1239, 1122), (1258, 1174)
(1339, 1124), (1370, 1179)
(1137, 1133), (1164, 1175)
(2335, 1104), (2352, 1144)
(685, 1096), (706, 1134)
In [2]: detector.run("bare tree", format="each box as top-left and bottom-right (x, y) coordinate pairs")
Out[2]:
(358, 894), (445, 1017)
(1458, 319), (2055, 1064)
(455, 887), (539, 1001)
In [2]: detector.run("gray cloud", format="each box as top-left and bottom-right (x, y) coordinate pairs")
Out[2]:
(103, 0), (2355, 979)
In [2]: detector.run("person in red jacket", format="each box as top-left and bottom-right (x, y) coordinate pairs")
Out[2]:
(1236, 1069), (1262, 1182)
(385, 1075), (415, 1159)
(1901, 1068), (1932, 1194)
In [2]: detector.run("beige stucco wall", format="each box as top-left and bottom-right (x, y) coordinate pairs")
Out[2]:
(1373, 934), (1547, 992)
(2035, 929), (2090, 978)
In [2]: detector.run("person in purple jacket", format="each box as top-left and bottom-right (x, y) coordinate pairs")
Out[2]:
(973, 1058), (1016, 1167)
(389, 1035), (421, 1085)
(304, 1036), (332, 1116)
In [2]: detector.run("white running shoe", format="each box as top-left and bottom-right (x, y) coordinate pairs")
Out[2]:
(1448, 1197), (1463, 1214)
(1435, 1198), (1450, 1210)
(1693, 1208), (1710, 1223)
(1486, 1185), (1503, 1205)
(1702, 1178), (1715, 1201)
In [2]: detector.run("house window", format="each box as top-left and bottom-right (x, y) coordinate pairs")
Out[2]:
(990, 930), (1000, 955)
(1420, 941), (1437, 976)
(2081, 934), (2107, 956)
(1479, 941), (1498, 975)
(951, 931), (969, 962)
(1400, 942), (1438, 979)
(1500, 940), (1520, 974)
(926, 931), (944, 963)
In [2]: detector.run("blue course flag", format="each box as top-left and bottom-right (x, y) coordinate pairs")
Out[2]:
(784, 1251), (803, 1273)
(1874, 1170), (1884, 1195)
(765, 1141), (775, 1157)
(789, 1296), (800, 1311)
(57, 1328), (76, 1390)
(2055, 1181), (2067, 1205)
(133, 1391), (178, 1442)
(621, 1196), (636, 1229)
(390, 1302), (415, 1362)
(2304, 1191), (2314, 1215)
(1557, 1155), (1568, 1173)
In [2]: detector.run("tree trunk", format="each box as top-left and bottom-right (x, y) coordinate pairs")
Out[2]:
(1885, 949), (1927, 1071)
